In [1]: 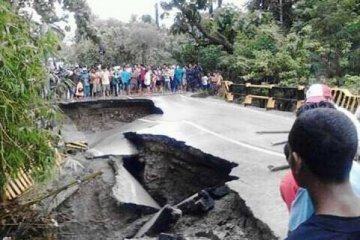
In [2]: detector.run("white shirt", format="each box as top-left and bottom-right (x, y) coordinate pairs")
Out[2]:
(144, 71), (151, 86)
(102, 70), (111, 85)
(202, 76), (208, 85)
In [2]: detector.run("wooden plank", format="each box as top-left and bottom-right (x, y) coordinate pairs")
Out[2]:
(20, 169), (33, 185)
(17, 174), (30, 189)
(7, 180), (22, 196)
(13, 177), (26, 192)
(5, 186), (17, 200)
(4, 190), (12, 200)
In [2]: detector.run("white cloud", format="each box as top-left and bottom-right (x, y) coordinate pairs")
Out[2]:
(86, 0), (248, 23)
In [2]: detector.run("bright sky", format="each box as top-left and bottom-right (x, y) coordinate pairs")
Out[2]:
(61, 0), (248, 42)
(86, 0), (248, 24)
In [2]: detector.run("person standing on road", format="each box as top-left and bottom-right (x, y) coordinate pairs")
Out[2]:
(101, 67), (111, 97)
(121, 66), (131, 95)
(201, 74), (209, 91)
(80, 68), (90, 97)
(174, 65), (184, 92)
(285, 108), (360, 240)
(91, 68), (100, 97)
(111, 67), (120, 96)
(279, 84), (360, 234)
(163, 66), (171, 92)
(144, 67), (152, 95)
(132, 65), (140, 94)
(139, 64), (146, 94)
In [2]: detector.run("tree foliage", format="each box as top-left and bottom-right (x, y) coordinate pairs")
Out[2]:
(5, 0), (99, 43)
(62, 18), (186, 66)
(168, 0), (360, 93)
(0, 1), (59, 191)
(161, 0), (235, 53)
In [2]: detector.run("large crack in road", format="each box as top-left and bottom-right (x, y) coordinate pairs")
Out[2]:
(51, 98), (278, 240)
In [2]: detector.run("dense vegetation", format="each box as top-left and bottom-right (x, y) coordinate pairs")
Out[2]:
(0, 1), (62, 191)
(161, 0), (360, 93)
(62, 18), (187, 66)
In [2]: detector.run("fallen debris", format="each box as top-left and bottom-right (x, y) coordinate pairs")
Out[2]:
(65, 141), (88, 153)
(268, 164), (290, 172)
(256, 130), (289, 135)
(206, 185), (231, 200)
(175, 189), (215, 215)
(134, 205), (182, 238)
(158, 233), (185, 240)
(271, 140), (287, 146)
(109, 157), (160, 213)
(0, 171), (102, 239)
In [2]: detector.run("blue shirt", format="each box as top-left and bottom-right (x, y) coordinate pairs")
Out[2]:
(80, 72), (90, 86)
(121, 71), (131, 84)
(175, 68), (183, 82)
(286, 214), (360, 240)
(289, 162), (360, 231)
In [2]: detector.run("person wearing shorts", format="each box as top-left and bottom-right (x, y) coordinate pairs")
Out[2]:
(101, 67), (111, 96)
(144, 68), (152, 94)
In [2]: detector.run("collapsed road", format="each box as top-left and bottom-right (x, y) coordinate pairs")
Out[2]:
(39, 94), (295, 239)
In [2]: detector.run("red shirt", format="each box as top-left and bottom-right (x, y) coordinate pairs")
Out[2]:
(140, 68), (146, 81)
(280, 171), (299, 211)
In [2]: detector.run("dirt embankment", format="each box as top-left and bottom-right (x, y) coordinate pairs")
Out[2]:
(59, 99), (162, 132)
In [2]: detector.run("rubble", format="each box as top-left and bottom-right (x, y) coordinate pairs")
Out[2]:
(158, 233), (185, 240)
(134, 205), (182, 238)
(109, 157), (160, 213)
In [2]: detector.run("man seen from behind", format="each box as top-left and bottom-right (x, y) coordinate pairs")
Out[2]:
(286, 108), (360, 239)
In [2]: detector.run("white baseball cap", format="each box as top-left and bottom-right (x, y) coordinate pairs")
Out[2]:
(306, 84), (333, 103)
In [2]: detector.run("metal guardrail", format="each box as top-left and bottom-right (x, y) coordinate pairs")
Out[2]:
(224, 82), (359, 113)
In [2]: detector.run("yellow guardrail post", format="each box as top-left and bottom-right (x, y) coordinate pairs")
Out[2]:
(331, 88), (360, 114)
(243, 83), (275, 110)
(223, 81), (234, 102)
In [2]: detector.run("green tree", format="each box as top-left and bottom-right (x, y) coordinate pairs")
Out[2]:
(161, 0), (235, 53)
(63, 18), (185, 66)
(293, 0), (360, 79)
(0, 1), (59, 191)
(5, 0), (100, 43)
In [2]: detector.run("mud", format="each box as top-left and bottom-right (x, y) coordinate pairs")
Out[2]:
(52, 156), (152, 240)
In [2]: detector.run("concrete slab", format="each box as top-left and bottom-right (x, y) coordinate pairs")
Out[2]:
(109, 158), (160, 212)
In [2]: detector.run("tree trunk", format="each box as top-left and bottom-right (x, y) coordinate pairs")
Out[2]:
(279, 0), (283, 26)
(155, 3), (160, 28)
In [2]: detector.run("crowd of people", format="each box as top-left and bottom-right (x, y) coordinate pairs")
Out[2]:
(67, 64), (224, 98)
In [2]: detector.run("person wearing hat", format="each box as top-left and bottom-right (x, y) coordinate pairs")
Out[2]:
(279, 83), (360, 234)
